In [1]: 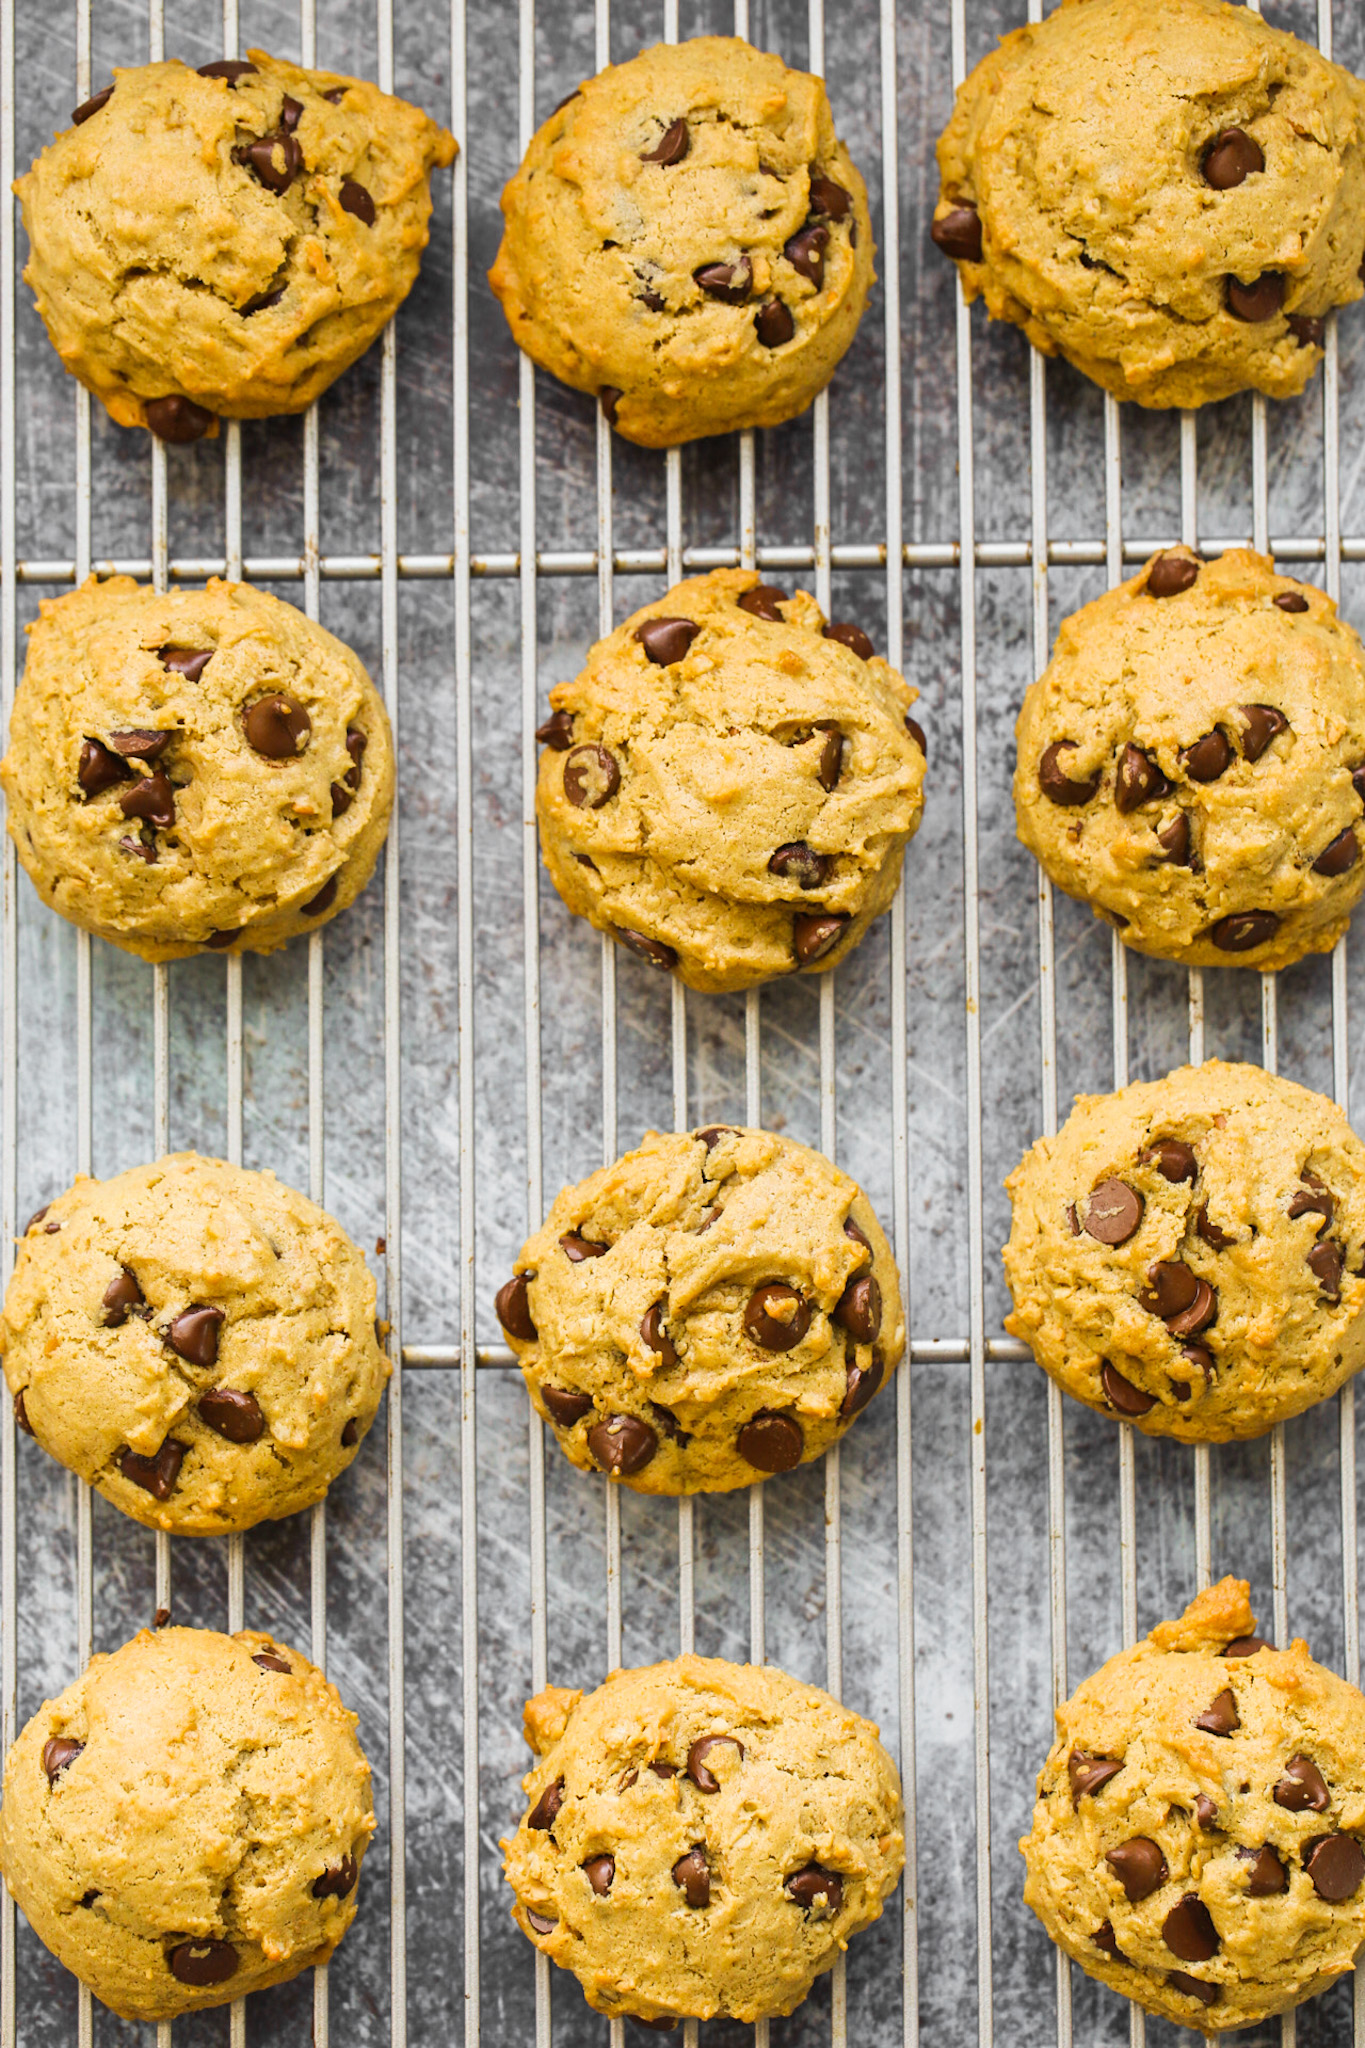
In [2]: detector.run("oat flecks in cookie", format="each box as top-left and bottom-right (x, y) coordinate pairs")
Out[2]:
(1003, 1060), (1365, 1443)
(1021, 1580), (1365, 2032)
(489, 37), (875, 447)
(0, 1627), (373, 2021)
(502, 1654), (904, 2026)
(1, 1152), (389, 1535)
(497, 1125), (904, 1495)
(932, 0), (1365, 409)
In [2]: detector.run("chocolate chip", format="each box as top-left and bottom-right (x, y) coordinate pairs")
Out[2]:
(1179, 1343), (1214, 1389)
(23, 1205), (49, 1233)
(341, 1418), (359, 1447)
(1106, 1837), (1168, 1903)
(823, 621), (874, 660)
(164, 1304), (224, 1368)
(1288, 1172), (1334, 1229)
(72, 85), (113, 124)
(695, 257), (752, 303)
(118, 1439), (185, 1500)
(1202, 127), (1264, 189)
(815, 726), (845, 791)
(303, 876), (338, 918)
(168, 1939), (238, 1987)
(1037, 739), (1098, 805)
(559, 1232), (608, 1262)
(198, 1389), (264, 1443)
(564, 745), (619, 808)
(119, 835), (157, 864)
(1195, 1688), (1239, 1737)
(1288, 314), (1326, 350)
(1147, 552), (1200, 598)
(1195, 1203), (1235, 1250)
(159, 645), (214, 681)
(153, 1606), (171, 1627)
(102, 1268), (145, 1326)
(145, 395), (215, 443)
(1305, 1833), (1365, 1901)
(1168, 1970), (1218, 2008)
(536, 709), (574, 750)
(525, 1908), (557, 1935)
(1083, 1179), (1143, 1245)
(672, 1847), (709, 1906)
(844, 1215), (872, 1260)
(1240, 704), (1288, 760)
(312, 1853), (358, 1899)
(930, 203), (982, 263)
(767, 842), (831, 893)
(695, 1126), (734, 1151)
(542, 1386), (593, 1428)
(1092, 1920), (1119, 1955)
(1309, 1239), (1344, 1299)
(340, 180), (376, 225)
(118, 770), (176, 829)
(583, 1854), (615, 1896)
(600, 388), (622, 427)
(736, 1410), (804, 1471)
(1140, 1261), (1199, 1318)
(1210, 909), (1279, 952)
(528, 1777), (564, 1829)
(1194, 1794), (1220, 1827)
(588, 1414), (656, 1475)
(110, 729), (171, 761)
(1229, 272), (1285, 321)
(1068, 1750), (1122, 1799)
(784, 223), (828, 289)
(78, 739), (131, 799)
(1238, 1844), (1287, 1895)
(640, 1300), (678, 1369)
(615, 929), (678, 970)
(244, 693), (311, 759)
(331, 781), (355, 818)
(793, 911), (849, 966)
(14, 1390), (33, 1437)
(242, 285), (287, 316)
(833, 1273), (881, 1344)
(1171, 1280), (1217, 1337)
(79, 1891), (99, 1908)
(841, 1354), (884, 1418)
(1182, 730), (1232, 783)
(904, 715), (927, 757)
(252, 1650), (290, 1673)
(743, 1282), (810, 1351)
(687, 1734), (742, 1792)
(809, 173), (852, 220)
(1276, 1754), (1330, 1811)
(1273, 590), (1311, 616)
(1314, 827), (1359, 877)
(42, 1737), (84, 1782)
(1115, 743), (1171, 813)
(635, 617), (699, 665)
(785, 1864), (843, 1915)
(649, 1761), (677, 1779)
(649, 1402), (688, 1445)
(278, 98), (303, 133)
(1223, 1634), (1270, 1657)
(197, 59), (257, 81)
(737, 585), (787, 621)
(1101, 1360), (1156, 1417)
(756, 299), (794, 346)
(236, 128), (303, 195)
(641, 118), (689, 165)
(1141, 1139), (1197, 1183)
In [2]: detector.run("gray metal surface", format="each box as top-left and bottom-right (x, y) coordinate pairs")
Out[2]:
(2, 0), (1365, 2044)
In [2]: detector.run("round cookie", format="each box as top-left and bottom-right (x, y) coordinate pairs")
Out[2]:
(2, 1153), (390, 1534)
(1003, 1060), (1365, 1442)
(536, 568), (925, 993)
(1, 574), (395, 961)
(932, 0), (1365, 410)
(0, 1625), (373, 2021)
(502, 1654), (904, 2027)
(1013, 549), (1365, 971)
(1021, 1577), (1365, 2031)
(16, 52), (455, 438)
(489, 37), (874, 448)
(494, 1124), (903, 1494)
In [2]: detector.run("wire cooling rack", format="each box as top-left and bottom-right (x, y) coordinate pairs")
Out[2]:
(2, 0), (1365, 2044)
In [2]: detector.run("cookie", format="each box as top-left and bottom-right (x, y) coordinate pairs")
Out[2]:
(2, 1152), (390, 1534)
(502, 1654), (903, 2027)
(489, 37), (874, 448)
(536, 568), (925, 993)
(1, 574), (394, 961)
(494, 1124), (903, 1494)
(16, 52), (455, 438)
(1013, 549), (1365, 971)
(932, 0), (1365, 409)
(1003, 1060), (1365, 1442)
(1021, 1577), (1365, 2031)
(0, 1625), (372, 2021)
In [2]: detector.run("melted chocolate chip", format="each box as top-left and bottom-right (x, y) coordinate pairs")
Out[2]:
(1168, 1970), (1218, 2008)
(1083, 1179), (1143, 1245)
(164, 1304), (224, 1368)
(243, 694), (311, 759)
(341, 1418), (359, 1447)
(118, 770), (176, 829)
(640, 1301), (678, 1370)
(78, 739), (131, 799)
(1141, 1139), (1197, 1183)
(528, 1777), (564, 1829)
(756, 300), (794, 347)
(785, 1864), (843, 1914)
(340, 180), (376, 225)
(1305, 1833), (1365, 1901)
(102, 1268), (145, 1327)
(1162, 1894), (1218, 1963)
(792, 911), (849, 966)
(1288, 1173), (1334, 1229)
(159, 645), (213, 681)
(823, 620), (874, 660)
(168, 1939), (238, 1987)
(1210, 910), (1279, 952)
(687, 1735), (742, 1792)
(672, 1847), (709, 1906)
(312, 1853), (359, 1899)
(198, 1389), (264, 1443)
(841, 1353), (884, 1418)
(1146, 552), (1200, 598)
(816, 726), (844, 791)
(72, 85), (113, 124)
(524, 1907), (557, 1935)
(1223, 1635), (1270, 1658)
(1314, 827), (1359, 877)
(1202, 127), (1264, 189)
(833, 1273), (882, 1343)
(1115, 743), (1171, 813)
(303, 877), (338, 918)
(235, 128), (303, 195)
(1194, 1688), (1240, 1737)
(1106, 1837), (1168, 1903)
(905, 715), (927, 756)
(1274, 590), (1311, 613)
(1140, 1261), (1199, 1319)
(737, 585), (787, 621)
(110, 728), (171, 760)
(1238, 1844), (1287, 1895)
(252, 1650), (290, 1673)
(1309, 1238), (1344, 1299)
(42, 1737), (84, 1782)
(197, 59), (257, 82)
(1228, 273), (1286, 322)
(600, 388), (622, 427)
(1275, 1754), (1330, 1811)
(587, 1414), (657, 1475)
(144, 396), (215, 443)
(541, 1386), (593, 1427)
(536, 710), (574, 750)
(1039, 740), (1099, 805)
(563, 745), (620, 808)
(784, 223), (828, 289)
(616, 929), (678, 970)
(1102, 1361), (1156, 1417)
(1068, 1750), (1122, 1799)
(1092, 1920), (1119, 1955)
(1287, 315), (1326, 349)
(13, 1391), (33, 1437)
(1159, 813), (1192, 868)
(743, 1283), (810, 1351)
(930, 203), (982, 263)
(1240, 704), (1288, 760)
(1194, 1794), (1220, 1827)
(118, 1439), (186, 1500)
(582, 1854), (615, 1896)
(641, 118), (689, 166)
(1182, 730), (1232, 783)
(635, 617), (699, 665)
(769, 842), (830, 889)
(695, 257), (752, 303)
(736, 1410), (803, 1471)
(1196, 1203), (1236, 1250)
(559, 1232), (608, 1263)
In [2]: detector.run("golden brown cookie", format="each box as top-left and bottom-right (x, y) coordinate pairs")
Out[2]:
(490, 37), (874, 447)
(1021, 1579), (1365, 2031)
(932, 0), (1365, 409)
(16, 52), (455, 438)
(503, 1655), (904, 2027)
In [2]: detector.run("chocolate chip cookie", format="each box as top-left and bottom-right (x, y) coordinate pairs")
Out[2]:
(536, 567), (925, 993)
(2, 1152), (389, 1534)
(1014, 549), (1365, 971)
(489, 37), (874, 447)
(1022, 1577), (1365, 2031)
(933, 0), (1365, 409)
(495, 1124), (902, 1493)
(1003, 1060), (1365, 1441)
(16, 52), (455, 438)
(503, 1654), (904, 2027)
(1, 574), (394, 960)
(0, 1625), (372, 2021)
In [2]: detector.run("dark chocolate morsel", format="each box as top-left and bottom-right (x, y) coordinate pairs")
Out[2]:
(168, 1939), (238, 1987)
(118, 1439), (186, 1501)
(542, 1385), (594, 1428)
(340, 180), (376, 225)
(687, 1734), (743, 1792)
(198, 1389), (265, 1443)
(930, 204), (983, 263)
(42, 1737), (84, 1782)
(587, 1414), (657, 1476)
(144, 396), (216, 443)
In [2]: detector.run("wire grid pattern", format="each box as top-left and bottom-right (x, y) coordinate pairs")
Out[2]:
(1, 1), (1365, 2045)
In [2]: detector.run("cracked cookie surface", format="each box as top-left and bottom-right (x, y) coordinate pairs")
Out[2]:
(489, 36), (874, 447)
(1021, 1578), (1365, 2031)
(1, 574), (394, 961)
(1, 1152), (390, 1534)
(535, 567), (925, 993)
(502, 1654), (904, 2026)
(1003, 1060), (1365, 1442)
(495, 1125), (903, 1494)
(0, 1625), (373, 2020)
(932, 0), (1365, 409)
(1014, 549), (1365, 971)
(16, 51), (455, 436)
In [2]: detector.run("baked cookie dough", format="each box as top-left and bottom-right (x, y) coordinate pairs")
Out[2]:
(932, 0), (1365, 409)
(1003, 1061), (1365, 1442)
(2, 1152), (389, 1534)
(1, 574), (394, 961)
(503, 1654), (903, 2027)
(489, 37), (874, 447)
(0, 1625), (372, 2021)
(536, 568), (925, 993)
(1021, 1577), (1365, 2032)
(17, 52), (455, 438)
(1014, 549), (1365, 972)
(495, 1125), (903, 1494)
